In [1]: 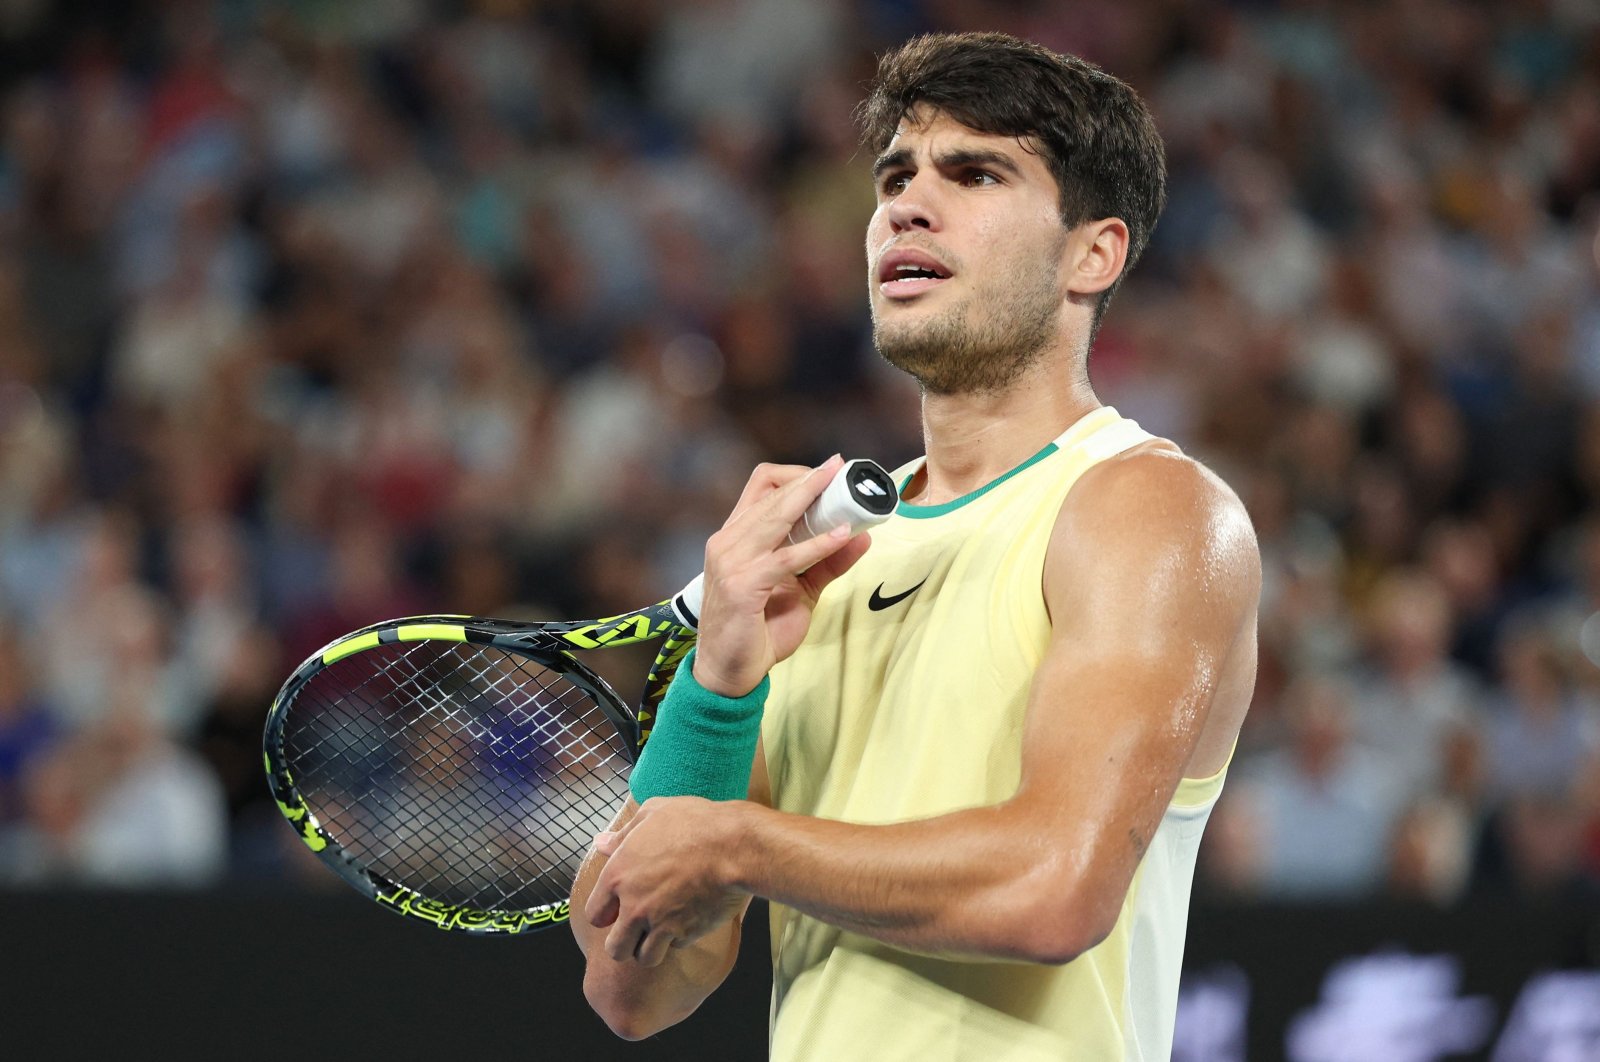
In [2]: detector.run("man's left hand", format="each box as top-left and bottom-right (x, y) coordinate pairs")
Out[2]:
(585, 797), (751, 966)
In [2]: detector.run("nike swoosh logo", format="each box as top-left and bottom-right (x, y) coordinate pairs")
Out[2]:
(868, 578), (928, 611)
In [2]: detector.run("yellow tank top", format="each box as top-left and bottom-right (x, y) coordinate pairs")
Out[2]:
(761, 407), (1230, 1061)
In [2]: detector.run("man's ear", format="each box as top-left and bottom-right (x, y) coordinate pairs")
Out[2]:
(1065, 218), (1129, 297)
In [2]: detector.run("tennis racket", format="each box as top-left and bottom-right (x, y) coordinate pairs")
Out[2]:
(263, 459), (898, 935)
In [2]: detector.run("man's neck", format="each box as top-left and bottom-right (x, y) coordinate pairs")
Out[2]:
(907, 362), (1101, 506)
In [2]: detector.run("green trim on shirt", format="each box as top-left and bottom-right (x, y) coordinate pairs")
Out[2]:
(895, 441), (1061, 519)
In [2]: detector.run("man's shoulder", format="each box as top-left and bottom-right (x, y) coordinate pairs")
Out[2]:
(1039, 438), (1261, 629)
(1056, 439), (1255, 554)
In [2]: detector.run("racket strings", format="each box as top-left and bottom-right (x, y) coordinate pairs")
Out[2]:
(282, 639), (633, 912)
(300, 647), (612, 908)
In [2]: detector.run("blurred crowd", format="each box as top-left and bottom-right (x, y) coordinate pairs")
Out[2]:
(0, 0), (1598, 904)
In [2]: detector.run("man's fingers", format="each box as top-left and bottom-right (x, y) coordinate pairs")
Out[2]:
(730, 455), (845, 549)
(605, 914), (649, 962)
(705, 457), (845, 580)
(728, 462), (812, 520)
(772, 454), (846, 533)
(634, 927), (678, 967)
(761, 521), (864, 585)
(586, 884), (621, 929)
(798, 530), (873, 595)
(604, 801), (649, 846)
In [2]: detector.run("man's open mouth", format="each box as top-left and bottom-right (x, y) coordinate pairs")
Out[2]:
(877, 249), (953, 297)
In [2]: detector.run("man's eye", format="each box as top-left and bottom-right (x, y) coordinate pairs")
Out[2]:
(964, 170), (999, 187)
(882, 173), (911, 195)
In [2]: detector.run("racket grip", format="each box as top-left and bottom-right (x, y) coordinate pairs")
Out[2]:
(669, 458), (898, 629)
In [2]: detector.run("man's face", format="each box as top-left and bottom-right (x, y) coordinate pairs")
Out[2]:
(866, 106), (1071, 395)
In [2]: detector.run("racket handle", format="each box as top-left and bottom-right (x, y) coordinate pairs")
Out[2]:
(669, 458), (898, 629)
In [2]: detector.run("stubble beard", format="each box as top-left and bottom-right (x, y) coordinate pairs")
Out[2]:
(871, 240), (1067, 396)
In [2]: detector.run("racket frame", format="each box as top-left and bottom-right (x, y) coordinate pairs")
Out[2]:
(263, 604), (692, 935)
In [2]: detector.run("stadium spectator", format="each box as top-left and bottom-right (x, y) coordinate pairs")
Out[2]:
(1350, 569), (1485, 801)
(1236, 674), (1409, 899)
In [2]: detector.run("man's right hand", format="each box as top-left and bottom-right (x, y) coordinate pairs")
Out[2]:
(691, 456), (873, 697)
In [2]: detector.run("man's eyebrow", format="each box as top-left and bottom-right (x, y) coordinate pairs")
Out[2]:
(872, 149), (912, 180)
(938, 148), (1022, 176)
(871, 147), (1024, 180)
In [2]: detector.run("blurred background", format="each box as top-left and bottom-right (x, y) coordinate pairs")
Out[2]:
(1, 0), (1598, 1058)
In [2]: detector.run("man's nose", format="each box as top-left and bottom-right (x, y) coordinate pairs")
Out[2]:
(886, 174), (941, 233)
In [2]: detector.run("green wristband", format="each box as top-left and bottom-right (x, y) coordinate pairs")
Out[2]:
(629, 649), (769, 803)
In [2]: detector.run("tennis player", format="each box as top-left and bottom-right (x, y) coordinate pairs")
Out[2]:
(573, 31), (1260, 1060)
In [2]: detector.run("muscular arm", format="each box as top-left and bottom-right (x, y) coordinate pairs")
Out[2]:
(592, 449), (1259, 967)
(569, 753), (770, 1040)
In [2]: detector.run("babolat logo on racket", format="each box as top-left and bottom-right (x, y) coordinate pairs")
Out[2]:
(847, 463), (898, 515)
